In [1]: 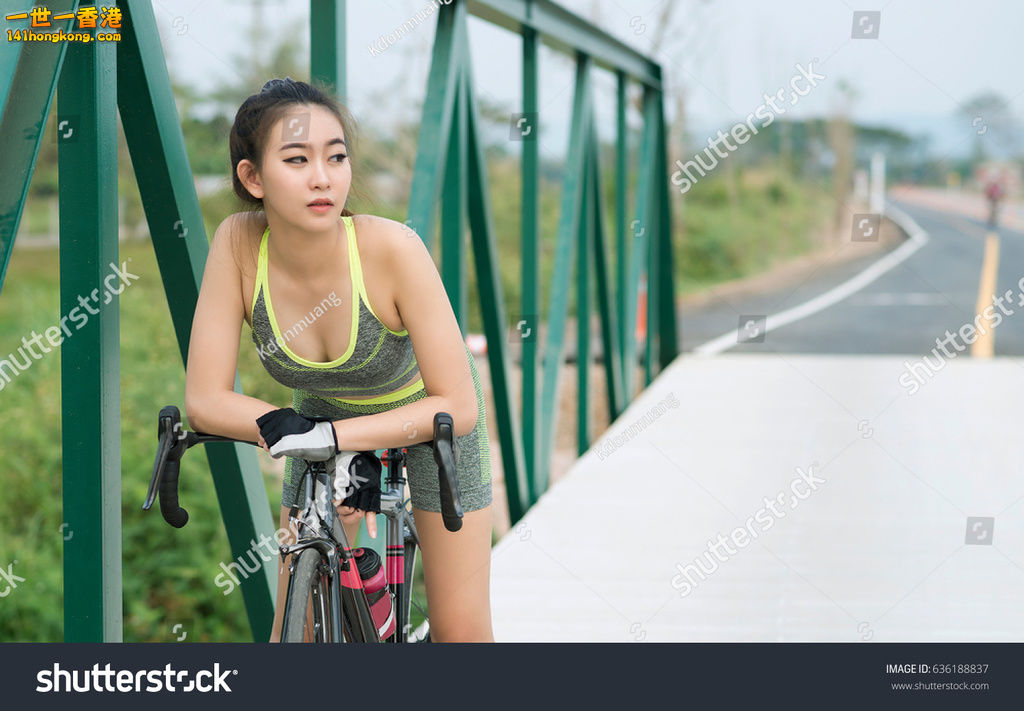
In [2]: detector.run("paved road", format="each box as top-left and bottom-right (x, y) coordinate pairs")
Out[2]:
(679, 200), (1024, 356)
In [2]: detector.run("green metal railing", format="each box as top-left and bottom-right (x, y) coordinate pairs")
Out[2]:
(0, 0), (675, 642)
(405, 0), (678, 520)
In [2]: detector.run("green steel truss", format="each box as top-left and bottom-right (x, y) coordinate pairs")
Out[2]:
(408, 1), (678, 515)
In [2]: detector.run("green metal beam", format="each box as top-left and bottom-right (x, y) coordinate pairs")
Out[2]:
(576, 132), (592, 456)
(310, 0), (346, 100)
(462, 50), (529, 523)
(407, 0), (465, 248)
(589, 110), (624, 422)
(537, 53), (590, 494)
(467, 0), (661, 90)
(117, 0), (207, 358)
(441, 56), (468, 329)
(118, 0), (275, 642)
(58, 17), (121, 642)
(520, 26), (540, 502)
(643, 85), (679, 382)
(0, 12), (23, 106)
(622, 86), (658, 402)
(644, 136), (659, 387)
(645, 90), (664, 384)
(614, 70), (628, 402)
(0, 0), (78, 297)
(653, 87), (679, 370)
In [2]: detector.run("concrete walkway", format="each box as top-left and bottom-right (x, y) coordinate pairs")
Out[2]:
(490, 353), (1024, 641)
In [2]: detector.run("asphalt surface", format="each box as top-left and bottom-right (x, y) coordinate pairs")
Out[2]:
(679, 200), (1024, 356)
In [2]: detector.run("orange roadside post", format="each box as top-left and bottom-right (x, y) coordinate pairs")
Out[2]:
(635, 274), (647, 342)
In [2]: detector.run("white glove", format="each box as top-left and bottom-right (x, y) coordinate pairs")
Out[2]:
(256, 408), (339, 461)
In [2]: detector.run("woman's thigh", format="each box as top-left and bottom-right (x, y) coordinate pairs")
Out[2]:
(413, 505), (494, 642)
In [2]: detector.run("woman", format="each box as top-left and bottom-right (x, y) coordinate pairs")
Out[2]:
(183, 77), (494, 642)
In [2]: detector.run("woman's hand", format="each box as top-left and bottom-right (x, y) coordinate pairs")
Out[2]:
(255, 424), (379, 539)
(334, 503), (377, 539)
(331, 451), (382, 539)
(255, 407), (339, 460)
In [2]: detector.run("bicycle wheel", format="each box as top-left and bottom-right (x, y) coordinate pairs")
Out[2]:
(402, 534), (431, 643)
(282, 548), (330, 642)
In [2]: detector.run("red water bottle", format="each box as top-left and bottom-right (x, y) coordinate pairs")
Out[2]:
(353, 547), (395, 640)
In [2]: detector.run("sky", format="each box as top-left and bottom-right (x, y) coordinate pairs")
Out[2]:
(151, 0), (1024, 159)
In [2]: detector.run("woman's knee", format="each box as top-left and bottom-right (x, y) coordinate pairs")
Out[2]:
(430, 618), (494, 643)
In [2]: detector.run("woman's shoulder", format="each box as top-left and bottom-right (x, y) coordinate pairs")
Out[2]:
(350, 212), (402, 237)
(214, 211), (266, 253)
(349, 213), (424, 262)
(207, 211), (266, 283)
(229, 210), (268, 239)
(211, 210), (266, 246)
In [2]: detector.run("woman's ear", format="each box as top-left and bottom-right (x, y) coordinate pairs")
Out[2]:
(237, 158), (264, 200)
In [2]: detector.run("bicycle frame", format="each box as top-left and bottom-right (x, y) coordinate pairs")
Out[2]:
(279, 448), (421, 643)
(381, 447), (423, 643)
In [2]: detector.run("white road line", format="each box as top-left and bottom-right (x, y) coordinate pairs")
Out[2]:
(692, 205), (930, 355)
(849, 292), (947, 306)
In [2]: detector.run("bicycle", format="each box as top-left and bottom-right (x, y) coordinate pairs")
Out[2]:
(143, 405), (465, 643)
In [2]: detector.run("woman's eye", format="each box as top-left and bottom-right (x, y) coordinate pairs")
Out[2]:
(285, 154), (347, 164)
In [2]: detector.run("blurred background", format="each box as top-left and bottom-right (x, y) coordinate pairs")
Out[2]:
(2, 0), (1021, 641)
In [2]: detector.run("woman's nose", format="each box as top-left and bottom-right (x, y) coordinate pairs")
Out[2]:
(310, 159), (330, 188)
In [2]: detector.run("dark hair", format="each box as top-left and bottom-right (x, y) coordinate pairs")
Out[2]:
(229, 76), (360, 217)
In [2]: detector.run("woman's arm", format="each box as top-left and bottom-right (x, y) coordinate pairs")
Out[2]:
(184, 213), (279, 440)
(331, 218), (479, 452)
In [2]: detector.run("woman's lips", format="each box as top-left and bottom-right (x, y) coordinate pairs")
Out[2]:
(308, 202), (333, 214)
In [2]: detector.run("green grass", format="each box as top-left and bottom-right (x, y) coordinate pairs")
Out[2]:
(0, 242), (289, 642)
(673, 170), (832, 293)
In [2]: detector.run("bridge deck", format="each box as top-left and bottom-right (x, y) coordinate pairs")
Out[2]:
(490, 353), (1024, 641)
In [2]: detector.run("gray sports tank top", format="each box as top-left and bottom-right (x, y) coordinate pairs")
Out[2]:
(249, 215), (424, 404)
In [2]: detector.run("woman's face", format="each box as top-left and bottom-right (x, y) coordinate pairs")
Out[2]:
(239, 103), (352, 229)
